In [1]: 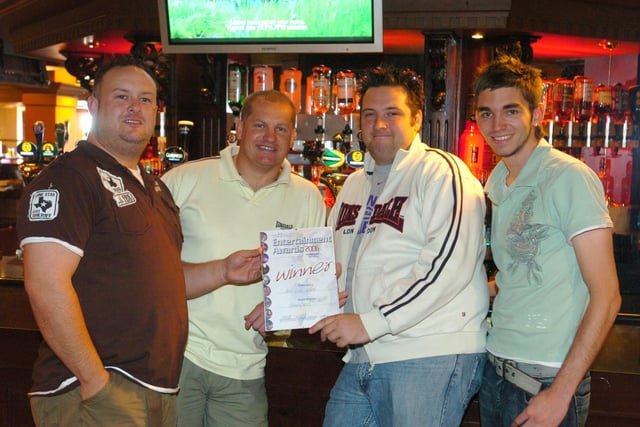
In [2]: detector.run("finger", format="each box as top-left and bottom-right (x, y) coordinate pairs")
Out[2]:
(243, 308), (259, 322)
(308, 319), (324, 334)
(239, 247), (261, 258)
(244, 316), (254, 330)
(308, 325), (317, 334)
(252, 316), (266, 334)
(512, 416), (529, 427)
(245, 313), (265, 332)
(337, 290), (348, 308)
(243, 309), (261, 330)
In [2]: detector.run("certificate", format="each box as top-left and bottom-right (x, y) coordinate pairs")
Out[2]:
(260, 226), (340, 331)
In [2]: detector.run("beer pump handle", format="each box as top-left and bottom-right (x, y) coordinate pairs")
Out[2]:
(32, 121), (45, 164)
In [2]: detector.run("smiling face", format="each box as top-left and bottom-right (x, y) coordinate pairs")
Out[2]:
(475, 86), (543, 172)
(359, 85), (422, 165)
(87, 65), (158, 165)
(235, 97), (295, 174)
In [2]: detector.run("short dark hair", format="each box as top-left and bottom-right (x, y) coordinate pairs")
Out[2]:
(358, 64), (425, 117)
(473, 56), (544, 138)
(240, 90), (296, 125)
(92, 56), (159, 97)
(473, 56), (542, 113)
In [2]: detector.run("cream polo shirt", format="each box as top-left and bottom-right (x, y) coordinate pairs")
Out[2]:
(163, 146), (326, 380)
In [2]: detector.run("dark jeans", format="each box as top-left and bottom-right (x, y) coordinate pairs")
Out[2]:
(479, 361), (590, 427)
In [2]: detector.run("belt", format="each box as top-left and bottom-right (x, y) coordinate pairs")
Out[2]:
(487, 353), (555, 396)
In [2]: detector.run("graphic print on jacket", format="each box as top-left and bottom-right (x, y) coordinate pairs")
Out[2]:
(370, 196), (408, 231)
(335, 203), (361, 231)
(334, 197), (409, 233)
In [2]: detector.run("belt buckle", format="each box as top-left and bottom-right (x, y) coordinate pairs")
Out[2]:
(489, 354), (507, 377)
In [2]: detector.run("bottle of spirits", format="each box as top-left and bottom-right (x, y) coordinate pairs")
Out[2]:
(252, 65), (274, 93)
(573, 76), (595, 123)
(280, 67), (302, 113)
(228, 63), (247, 117)
(311, 65), (332, 117)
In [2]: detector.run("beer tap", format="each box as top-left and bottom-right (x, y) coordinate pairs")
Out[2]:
(32, 121), (45, 165)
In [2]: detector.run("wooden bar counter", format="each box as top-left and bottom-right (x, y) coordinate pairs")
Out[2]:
(2, 255), (639, 427)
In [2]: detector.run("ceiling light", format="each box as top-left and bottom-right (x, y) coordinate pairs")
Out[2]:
(471, 32), (484, 40)
(598, 39), (618, 51)
(82, 35), (100, 49)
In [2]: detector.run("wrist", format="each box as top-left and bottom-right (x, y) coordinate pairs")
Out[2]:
(215, 258), (229, 287)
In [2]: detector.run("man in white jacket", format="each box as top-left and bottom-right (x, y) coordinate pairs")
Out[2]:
(310, 65), (490, 426)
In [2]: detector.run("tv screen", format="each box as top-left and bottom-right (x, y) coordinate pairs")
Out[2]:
(157, 0), (383, 53)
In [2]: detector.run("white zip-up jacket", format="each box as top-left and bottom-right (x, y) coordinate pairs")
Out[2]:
(329, 136), (489, 363)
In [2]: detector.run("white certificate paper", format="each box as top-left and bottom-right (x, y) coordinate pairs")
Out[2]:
(260, 226), (339, 331)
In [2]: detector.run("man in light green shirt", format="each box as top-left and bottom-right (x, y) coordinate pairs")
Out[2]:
(474, 56), (621, 427)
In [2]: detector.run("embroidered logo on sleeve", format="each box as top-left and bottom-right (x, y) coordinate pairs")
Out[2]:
(28, 190), (60, 221)
(96, 167), (137, 207)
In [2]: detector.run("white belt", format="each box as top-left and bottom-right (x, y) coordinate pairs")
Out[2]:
(487, 353), (553, 396)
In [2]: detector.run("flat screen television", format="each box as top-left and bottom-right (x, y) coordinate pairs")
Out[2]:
(157, 0), (383, 54)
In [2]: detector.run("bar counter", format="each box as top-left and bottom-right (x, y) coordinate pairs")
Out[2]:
(2, 256), (639, 426)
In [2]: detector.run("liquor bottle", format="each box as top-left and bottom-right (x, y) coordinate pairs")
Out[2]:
(335, 70), (356, 116)
(458, 120), (485, 181)
(139, 139), (162, 176)
(252, 65), (274, 93)
(594, 84), (613, 146)
(553, 79), (574, 123)
(611, 83), (630, 124)
(594, 84), (612, 118)
(542, 80), (555, 121)
(228, 63), (247, 117)
(279, 67), (302, 113)
(310, 65), (332, 116)
(611, 83), (631, 146)
(573, 76), (595, 122)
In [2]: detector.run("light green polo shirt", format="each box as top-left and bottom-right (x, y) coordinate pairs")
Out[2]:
(485, 140), (612, 365)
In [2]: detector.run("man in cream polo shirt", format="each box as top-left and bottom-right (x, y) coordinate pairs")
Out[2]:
(163, 90), (326, 427)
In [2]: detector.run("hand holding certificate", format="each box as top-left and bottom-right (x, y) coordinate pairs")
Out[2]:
(260, 226), (340, 331)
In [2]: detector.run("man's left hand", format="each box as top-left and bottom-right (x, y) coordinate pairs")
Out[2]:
(244, 302), (266, 335)
(512, 387), (572, 427)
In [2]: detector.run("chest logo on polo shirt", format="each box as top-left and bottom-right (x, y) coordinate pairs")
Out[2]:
(96, 167), (137, 208)
(28, 189), (60, 221)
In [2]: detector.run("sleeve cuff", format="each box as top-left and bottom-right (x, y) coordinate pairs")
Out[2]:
(360, 309), (392, 341)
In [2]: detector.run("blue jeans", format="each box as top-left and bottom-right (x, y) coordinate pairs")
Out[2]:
(323, 353), (486, 427)
(479, 361), (591, 427)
